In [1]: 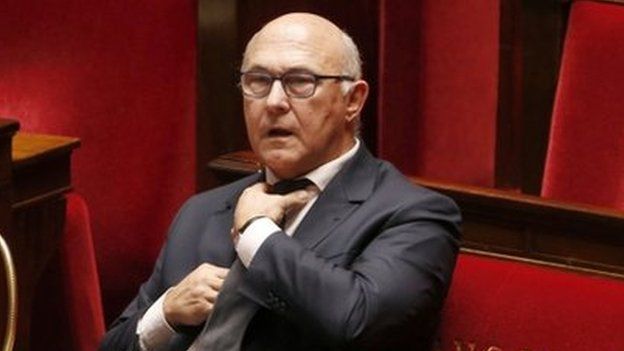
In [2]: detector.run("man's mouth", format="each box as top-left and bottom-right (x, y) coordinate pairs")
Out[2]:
(267, 128), (293, 137)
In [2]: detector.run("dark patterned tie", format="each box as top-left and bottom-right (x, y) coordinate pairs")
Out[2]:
(188, 179), (313, 350)
(271, 178), (314, 227)
(271, 178), (314, 195)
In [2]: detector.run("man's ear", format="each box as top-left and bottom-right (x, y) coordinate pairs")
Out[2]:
(345, 80), (369, 123)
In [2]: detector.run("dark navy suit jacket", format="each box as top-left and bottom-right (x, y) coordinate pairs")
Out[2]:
(100, 145), (461, 351)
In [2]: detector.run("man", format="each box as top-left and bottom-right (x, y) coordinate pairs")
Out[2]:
(100, 12), (461, 351)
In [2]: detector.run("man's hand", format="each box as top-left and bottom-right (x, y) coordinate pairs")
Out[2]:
(233, 182), (317, 233)
(163, 263), (229, 328)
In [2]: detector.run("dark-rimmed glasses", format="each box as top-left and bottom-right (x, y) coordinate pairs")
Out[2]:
(239, 71), (355, 99)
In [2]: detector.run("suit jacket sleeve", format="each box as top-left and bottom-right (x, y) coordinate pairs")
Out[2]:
(98, 246), (165, 351)
(99, 175), (258, 351)
(98, 196), (196, 351)
(240, 186), (461, 348)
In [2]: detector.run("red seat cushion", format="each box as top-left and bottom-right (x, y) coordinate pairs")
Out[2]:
(438, 253), (624, 350)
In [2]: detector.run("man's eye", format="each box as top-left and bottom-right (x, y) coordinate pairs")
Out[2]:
(247, 75), (271, 86)
(285, 75), (314, 86)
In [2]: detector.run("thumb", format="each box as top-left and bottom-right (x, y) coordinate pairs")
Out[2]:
(280, 187), (317, 211)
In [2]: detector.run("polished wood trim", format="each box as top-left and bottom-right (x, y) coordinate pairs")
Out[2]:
(207, 150), (259, 175)
(207, 151), (624, 275)
(12, 133), (80, 167)
(0, 120), (18, 237)
(12, 134), (79, 207)
(12, 186), (73, 210)
(406, 176), (624, 275)
(414, 176), (624, 220)
(462, 248), (624, 281)
(587, 0), (624, 5)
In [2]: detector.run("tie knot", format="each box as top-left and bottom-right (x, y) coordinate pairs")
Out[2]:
(270, 178), (314, 195)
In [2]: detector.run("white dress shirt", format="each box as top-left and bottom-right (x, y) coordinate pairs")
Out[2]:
(136, 139), (360, 350)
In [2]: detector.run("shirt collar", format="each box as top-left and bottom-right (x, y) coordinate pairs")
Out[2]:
(265, 138), (360, 191)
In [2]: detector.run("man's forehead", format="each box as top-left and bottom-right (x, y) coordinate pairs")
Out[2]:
(258, 13), (343, 39)
(242, 14), (345, 71)
(244, 41), (334, 73)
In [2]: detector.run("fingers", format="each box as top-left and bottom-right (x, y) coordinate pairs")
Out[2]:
(243, 182), (269, 195)
(234, 182), (319, 231)
(198, 263), (229, 290)
(210, 264), (230, 279)
(208, 273), (226, 290)
(163, 263), (230, 327)
(204, 286), (219, 303)
(280, 186), (318, 211)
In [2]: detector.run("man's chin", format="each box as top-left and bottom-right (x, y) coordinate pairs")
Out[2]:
(259, 152), (306, 178)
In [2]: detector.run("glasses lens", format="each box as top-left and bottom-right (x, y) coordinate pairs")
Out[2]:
(283, 73), (316, 98)
(241, 72), (272, 97)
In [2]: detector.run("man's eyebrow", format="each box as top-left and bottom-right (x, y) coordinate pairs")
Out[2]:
(285, 67), (316, 74)
(242, 65), (268, 73)
(241, 65), (316, 74)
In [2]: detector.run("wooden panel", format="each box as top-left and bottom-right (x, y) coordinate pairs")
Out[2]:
(11, 134), (79, 208)
(496, 0), (569, 194)
(0, 119), (18, 350)
(418, 177), (624, 274)
(9, 198), (66, 350)
(197, 0), (241, 191)
(0, 129), (80, 350)
(208, 151), (624, 276)
(495, 0), (523, 191)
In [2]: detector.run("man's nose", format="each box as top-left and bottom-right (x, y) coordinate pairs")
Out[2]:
(265, 79), (290, 111)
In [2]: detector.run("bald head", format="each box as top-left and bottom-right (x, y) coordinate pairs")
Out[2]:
(242, 13), (362, 80)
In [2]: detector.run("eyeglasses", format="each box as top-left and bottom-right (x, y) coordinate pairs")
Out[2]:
(239, 71), (355, 99)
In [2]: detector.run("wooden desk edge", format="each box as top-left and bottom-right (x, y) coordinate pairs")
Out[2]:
(12, 133), (81, 168)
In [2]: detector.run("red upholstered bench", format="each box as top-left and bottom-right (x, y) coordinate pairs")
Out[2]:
(437, 251), (624, 351)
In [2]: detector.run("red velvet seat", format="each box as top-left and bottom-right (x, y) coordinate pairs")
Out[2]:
(31, 193), (105, 350)
(541, 0), (624, 210)
(438, 252), (624, 350)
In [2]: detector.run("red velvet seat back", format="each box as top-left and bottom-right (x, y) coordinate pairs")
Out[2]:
(378, 0), (499, 187)
(31, 193), (105, 350)
(438, 253), (624, 350)
(62, 193), (106, 349)
(541, 0), (624, 210)
(0, 0), (196, 323)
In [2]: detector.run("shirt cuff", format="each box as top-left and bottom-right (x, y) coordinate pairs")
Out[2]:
(236, 216), (281, 267)
(136, 290), (176, 351)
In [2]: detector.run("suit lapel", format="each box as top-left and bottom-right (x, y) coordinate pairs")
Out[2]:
(199, 172), (263, 265)
(293, 145), (378, 249)
(223, 172), (264, 211)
